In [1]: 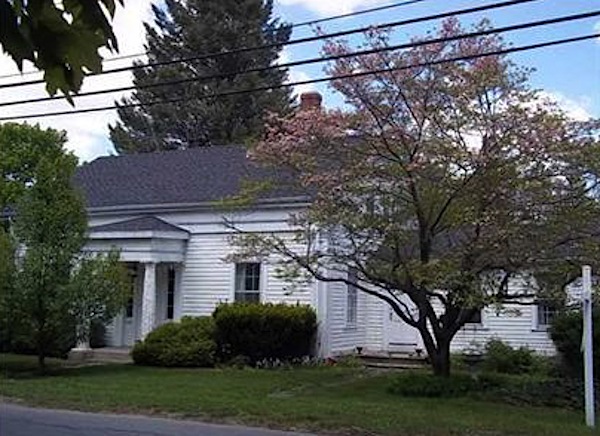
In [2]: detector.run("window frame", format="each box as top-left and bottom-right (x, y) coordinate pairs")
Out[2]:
(536, 303), (557, 330)
(234, 262), (262, 303)
(166, 266), (176, 320)
(346, 267), (358, 327)
(465, 309), (483, 325)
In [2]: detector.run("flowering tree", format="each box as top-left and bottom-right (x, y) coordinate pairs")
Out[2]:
(235, 19), (600, 376)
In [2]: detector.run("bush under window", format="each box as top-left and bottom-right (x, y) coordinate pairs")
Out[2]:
(213, 303), (316, 364)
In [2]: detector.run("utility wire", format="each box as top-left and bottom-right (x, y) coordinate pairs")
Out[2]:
(2, 10), (598, 109)
(292, 0), (426, 27)
(0, 0), (538, 90)
(0, 0), (429, 81)
(0, 32), (595, 122)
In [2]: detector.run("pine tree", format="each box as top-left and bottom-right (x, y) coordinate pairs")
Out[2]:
(110, 0), (292, 153)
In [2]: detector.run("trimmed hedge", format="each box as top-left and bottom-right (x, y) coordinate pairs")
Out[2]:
(132, 316), (216, 367)
(213, 303), (317, 364)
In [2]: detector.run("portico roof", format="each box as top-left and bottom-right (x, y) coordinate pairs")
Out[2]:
(89, 216), (188, 235)
(85, 216), (189, 263)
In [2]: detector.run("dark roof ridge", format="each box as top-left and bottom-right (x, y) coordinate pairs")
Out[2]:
(86, 144), (248, 164)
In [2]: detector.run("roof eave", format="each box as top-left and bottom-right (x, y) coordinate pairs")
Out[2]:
(86, 196), (312, 216)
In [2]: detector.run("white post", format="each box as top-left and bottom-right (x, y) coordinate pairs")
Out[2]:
(141, 262), (157, 339)
(582, 265), (595, 428)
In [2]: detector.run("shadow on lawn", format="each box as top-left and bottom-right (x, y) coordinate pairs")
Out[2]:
(0, 356), (136, 380)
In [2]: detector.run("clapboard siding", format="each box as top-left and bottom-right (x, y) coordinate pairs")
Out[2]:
(451, 304), (555, 354)
(381, 276), (578, 355)
(326, 272), (369, 355)
(179, 232), (315, 318)
(364, 295), (386, 350)
(90, 206), (578, 358)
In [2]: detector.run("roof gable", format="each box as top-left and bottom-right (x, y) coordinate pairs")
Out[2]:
(89, 216), (188, 234)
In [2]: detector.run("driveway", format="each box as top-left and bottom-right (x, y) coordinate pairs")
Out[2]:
(0, 403), (314, 436)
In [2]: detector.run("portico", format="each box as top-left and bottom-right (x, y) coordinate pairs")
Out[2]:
(83, 216), (189, 346)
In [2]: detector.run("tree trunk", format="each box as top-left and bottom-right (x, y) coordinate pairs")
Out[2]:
(429, 340), (451, 377)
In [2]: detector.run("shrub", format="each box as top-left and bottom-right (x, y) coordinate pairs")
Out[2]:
(132, 316), (216, 367)
(388, 372), (477, 397)
(550, 308), (600, 377)
(213, 303), (316, 364)
(482, 339), (536, 375)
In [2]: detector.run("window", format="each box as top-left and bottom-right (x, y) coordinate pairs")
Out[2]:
(125, 266), (136, 318)
(346, 267), (358, 325)
(125, 297), (134, 318)
(466, 310), (482, 324)
(166, 266), (176, 320)
(537, 304), (557, 329)
(235, 263), (261, 303)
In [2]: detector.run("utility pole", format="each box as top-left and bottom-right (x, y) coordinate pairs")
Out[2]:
(582, 265), (595, 428)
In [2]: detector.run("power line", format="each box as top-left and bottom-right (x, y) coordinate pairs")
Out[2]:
(0, 32), (595, 122)
(0, 0), (538, 90)
(0, 0), (428, 81)
(292, 0), (426, 27)
(2, 10), (598, 109)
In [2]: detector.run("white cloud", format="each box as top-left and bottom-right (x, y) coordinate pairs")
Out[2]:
(538, 91), (594, 121)
(594, 20), (600, 44)
(0, 3), (154, 163)
(289, 70), (316, 96)
(278, 0), (389, 17)
(279, 47), (316, 96)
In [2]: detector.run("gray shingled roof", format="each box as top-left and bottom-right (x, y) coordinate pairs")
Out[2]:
(74, 145), (301, 209)
(89, 216), (188, 233)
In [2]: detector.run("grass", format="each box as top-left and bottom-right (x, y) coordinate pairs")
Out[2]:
(0, 353), (596, 436)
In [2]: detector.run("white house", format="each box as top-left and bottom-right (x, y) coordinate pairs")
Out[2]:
(74, 141), (563, 357)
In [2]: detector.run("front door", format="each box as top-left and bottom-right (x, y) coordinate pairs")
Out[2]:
(385, 295), (423, 354)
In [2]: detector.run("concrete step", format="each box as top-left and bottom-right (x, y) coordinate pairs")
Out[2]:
(91, 348), (133, 364)
(69, 347), (133, 364)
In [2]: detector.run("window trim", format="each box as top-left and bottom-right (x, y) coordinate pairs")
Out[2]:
(234, 262), (262, 303)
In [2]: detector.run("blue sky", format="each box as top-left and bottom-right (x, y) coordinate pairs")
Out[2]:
(0, 0), (598, 161)
(275, 0), (600, 117)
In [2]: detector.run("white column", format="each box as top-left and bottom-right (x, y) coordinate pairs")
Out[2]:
(141, 262), (157, 339)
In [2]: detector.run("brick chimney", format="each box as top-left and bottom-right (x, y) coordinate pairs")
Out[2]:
(300, 91), (322, 110)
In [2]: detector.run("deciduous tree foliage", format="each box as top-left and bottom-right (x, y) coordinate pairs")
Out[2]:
(67, 251), (130, 349)
(236, 19), (600, 376)
(0, 123), (67, 211)
(0, 0), (122, 100)
(110, 0), (292, 153)
(0, 123), (129, 369)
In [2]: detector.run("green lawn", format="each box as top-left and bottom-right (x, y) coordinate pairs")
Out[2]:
(0, 353), (595, 435)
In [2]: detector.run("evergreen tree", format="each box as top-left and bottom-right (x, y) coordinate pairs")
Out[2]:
(110, 0), (292, 153)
